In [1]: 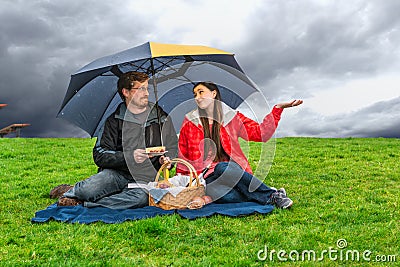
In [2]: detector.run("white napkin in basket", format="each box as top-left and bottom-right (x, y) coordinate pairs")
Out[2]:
(127, 174), (205, 200)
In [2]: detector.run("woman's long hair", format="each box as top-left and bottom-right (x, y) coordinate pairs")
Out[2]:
(193, 82), (227, 162)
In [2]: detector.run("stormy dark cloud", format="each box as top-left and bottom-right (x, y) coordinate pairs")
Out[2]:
(0, 0), (149, 137)
(279, 96), (400, 138)
(0, 0), (399, 138)
(235, 0), (400, 95)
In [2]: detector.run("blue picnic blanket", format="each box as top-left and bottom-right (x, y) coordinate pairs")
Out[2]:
(31, 202), (274, 224)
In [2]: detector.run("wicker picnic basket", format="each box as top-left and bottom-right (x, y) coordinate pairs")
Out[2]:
(149, 158), (205, 210)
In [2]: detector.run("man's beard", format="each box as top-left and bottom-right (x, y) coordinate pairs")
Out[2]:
(130, 97), (148, 108)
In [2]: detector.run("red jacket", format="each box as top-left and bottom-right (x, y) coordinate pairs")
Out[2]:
(177, 103), (283, 175)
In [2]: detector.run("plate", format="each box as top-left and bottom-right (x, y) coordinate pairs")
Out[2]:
(145, 151), (168, 156)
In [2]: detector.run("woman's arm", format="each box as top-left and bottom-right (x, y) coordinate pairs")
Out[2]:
(237, 100), (303, 142)
(275, 99), (303, 109)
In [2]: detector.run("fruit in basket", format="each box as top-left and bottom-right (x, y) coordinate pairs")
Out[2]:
(157, 180), (172, 189)
(202, 195), (213, 204)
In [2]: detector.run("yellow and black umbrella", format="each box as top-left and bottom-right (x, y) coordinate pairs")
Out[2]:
(58, 41), (258, 137)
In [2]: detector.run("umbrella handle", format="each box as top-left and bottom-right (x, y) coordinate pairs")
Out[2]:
(150, 58), (164, 146)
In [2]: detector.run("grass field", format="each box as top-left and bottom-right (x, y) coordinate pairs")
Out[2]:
(0, 137), (399, 266)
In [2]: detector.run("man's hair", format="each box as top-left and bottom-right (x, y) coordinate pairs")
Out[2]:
(117, 71), (149, 101)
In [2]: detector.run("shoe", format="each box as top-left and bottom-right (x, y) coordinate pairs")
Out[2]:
(57, 197), (83, 206)
(271, 190), (293, 209)
(277, 187), (287, 196)
(49, 184), (73, 199)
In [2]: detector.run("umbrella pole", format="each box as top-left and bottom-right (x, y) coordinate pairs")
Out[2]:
(150, 59), (164, 147)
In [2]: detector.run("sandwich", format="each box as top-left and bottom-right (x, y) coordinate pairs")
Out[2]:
(145, 146), (166, 154)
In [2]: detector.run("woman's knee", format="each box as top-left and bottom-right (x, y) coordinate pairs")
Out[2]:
(215, 161), (243, 177)
(214, 162), (229, 175)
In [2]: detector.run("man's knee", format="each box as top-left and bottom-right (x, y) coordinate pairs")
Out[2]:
(74, 169), (123, 200)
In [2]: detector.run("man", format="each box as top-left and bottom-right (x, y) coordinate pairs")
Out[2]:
(50, 71), (178, 209)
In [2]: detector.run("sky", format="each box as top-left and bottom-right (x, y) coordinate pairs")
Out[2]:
(1, 0), (399, 138)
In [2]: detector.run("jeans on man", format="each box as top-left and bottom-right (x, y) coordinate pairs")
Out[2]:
(63, 169), (148, 209)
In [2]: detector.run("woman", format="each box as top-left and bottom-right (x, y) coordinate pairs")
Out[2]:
(177, 82), (302, 208)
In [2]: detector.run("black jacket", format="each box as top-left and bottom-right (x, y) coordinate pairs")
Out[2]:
(93, 102), (178, 183)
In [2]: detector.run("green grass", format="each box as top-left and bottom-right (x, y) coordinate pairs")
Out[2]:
(0, 137), (399, 266)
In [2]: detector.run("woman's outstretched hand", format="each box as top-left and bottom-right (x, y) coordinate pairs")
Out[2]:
(275, 99), (303, 109)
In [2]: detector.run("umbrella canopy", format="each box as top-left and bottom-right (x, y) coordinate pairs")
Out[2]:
(151, 61), (260, 130)
(58, 42), (258, 137)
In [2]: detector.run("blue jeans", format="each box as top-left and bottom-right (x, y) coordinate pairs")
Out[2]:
(205, 161), (276, 205)
(63, 169), (148, 209)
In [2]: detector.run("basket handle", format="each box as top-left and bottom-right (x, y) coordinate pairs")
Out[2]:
(155, 158), (200, 188)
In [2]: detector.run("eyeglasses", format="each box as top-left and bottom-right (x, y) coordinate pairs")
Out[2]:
(130, 86), (149, 92)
